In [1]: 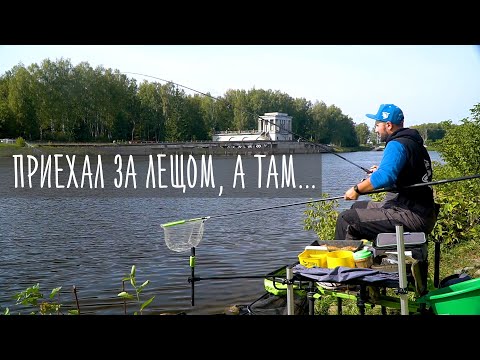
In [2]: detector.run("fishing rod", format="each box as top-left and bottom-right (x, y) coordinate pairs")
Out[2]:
(192, 173), (480, 220)
(161, 173), (480, 252)
(122, 71), (373, 174)
(161, 173), (480, 306)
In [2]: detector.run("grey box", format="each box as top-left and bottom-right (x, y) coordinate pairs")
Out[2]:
(375, 232), (426, 249)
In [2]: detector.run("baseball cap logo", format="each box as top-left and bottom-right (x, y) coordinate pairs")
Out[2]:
(382, 112), (390, 119)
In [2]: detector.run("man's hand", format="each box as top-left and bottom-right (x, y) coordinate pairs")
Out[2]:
(344, 178), (374, 200)
(344, 187), (360, 200)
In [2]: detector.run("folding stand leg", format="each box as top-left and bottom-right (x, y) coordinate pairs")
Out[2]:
(190, 247), (195, 306)
(381, 287), (387, 315)
(307, 281), (316, 315)
(357, 285), (367, 315)
(396, 225), (409, 315)
(434, 241), (441, 288)
(337, 297), (343, 315)
(286, 265), (295, 315)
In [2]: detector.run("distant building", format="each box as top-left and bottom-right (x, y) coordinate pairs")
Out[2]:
(212, 112), (293, 142)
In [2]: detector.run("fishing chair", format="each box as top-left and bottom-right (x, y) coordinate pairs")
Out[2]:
(368, 202), (442, 314)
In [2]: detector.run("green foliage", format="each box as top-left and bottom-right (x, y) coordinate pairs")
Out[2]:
(436, 115), (480, 175)
(118, 265), (155, 315)
(368, 192), (386, 202)
(411, 122), (447, 145)
(369, 125), (379, 146)
(303, 192), (387, 241)
(12, 283), (64, 315)
(430, 164), (480, 247)
(313, 288), (416, 315)
(429, 107), (480, 247)
(14, 283), (43, 308)
(2, 266), (157, 315)
(15, 136), (26, 147)
(355, 122), (370, 145)
(303, 194), (339, 240)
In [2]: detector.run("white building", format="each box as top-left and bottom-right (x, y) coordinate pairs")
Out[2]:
(212, 112), (293, 142)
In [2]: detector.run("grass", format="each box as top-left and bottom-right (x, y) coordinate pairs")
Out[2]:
(331, 145), (374, 152)
(0, 143), (115, 157)
(430, 239), (480, 281)
(0, 143), (32, 157)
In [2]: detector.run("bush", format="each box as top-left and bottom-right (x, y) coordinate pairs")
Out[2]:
(430, 105), (480, 247)
(16, 137), (26, 147)
(303, 194), (339, 240)
(430, 164), (480, 248)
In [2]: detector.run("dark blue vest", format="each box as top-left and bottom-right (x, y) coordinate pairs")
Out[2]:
(385, 128), (435, 213)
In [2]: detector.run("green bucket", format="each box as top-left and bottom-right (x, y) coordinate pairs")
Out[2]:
(417, 277), (480, 315)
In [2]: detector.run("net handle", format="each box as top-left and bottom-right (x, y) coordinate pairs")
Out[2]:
(161, 216), (210, 228)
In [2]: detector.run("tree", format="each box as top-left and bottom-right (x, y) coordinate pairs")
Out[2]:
(0, 74), (15, 138)
(290, 97), (312, 139)
(308, 100), (329, 143)
(436, 105), (480, 175)
(355, 122), (370, 145)
(7, 64), (39, 140)
(411, 123), (447, 145)
(138, 81), (165, 142)
(224, 89), (250, 132)
(326, 105), (358, 147)
(369, 125), (379, 146)
(70, 61), (98, 141)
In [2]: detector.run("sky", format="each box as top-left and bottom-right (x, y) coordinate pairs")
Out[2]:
(1, 45), (479, 128)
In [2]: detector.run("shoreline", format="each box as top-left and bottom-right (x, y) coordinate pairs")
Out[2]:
(1, 141), (360, 157)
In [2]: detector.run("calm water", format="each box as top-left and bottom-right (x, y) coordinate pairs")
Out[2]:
(0, 150), (442, 315)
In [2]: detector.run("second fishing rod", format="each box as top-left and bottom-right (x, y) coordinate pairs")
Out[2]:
(122, 71), (373, 175)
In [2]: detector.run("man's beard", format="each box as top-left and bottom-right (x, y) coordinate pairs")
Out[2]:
(380, 133), (388, 142)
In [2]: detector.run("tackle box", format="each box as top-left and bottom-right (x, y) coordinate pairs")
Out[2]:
(309, 239), (364, 252)
(373, 232), (427, 260)
(298, 248), (328, 268)
(375, 232), (426, 249)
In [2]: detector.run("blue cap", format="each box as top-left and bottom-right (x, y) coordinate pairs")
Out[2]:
(366, 104), (404, 124)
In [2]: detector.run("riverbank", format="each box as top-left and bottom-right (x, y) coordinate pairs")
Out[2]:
(0, 141), (338, 157)
(0, 141), (377, 157)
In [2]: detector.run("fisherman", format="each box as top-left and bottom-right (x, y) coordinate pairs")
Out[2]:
(334, 104), (439, 241)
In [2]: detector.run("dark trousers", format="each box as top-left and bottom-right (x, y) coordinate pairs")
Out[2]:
(334, 199), (434, 241)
